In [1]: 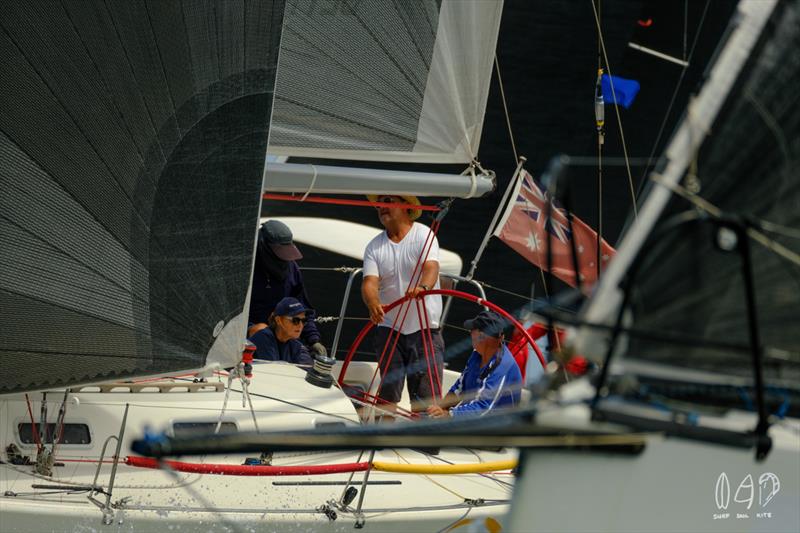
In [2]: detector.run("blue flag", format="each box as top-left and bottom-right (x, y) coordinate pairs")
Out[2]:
(601, 74), (640, 109)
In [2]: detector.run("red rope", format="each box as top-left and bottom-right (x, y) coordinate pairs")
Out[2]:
(262, 193), (440, 212)
(338, 290), (547, 390)
(415, 297), (438, 405)
(369, 220), (441, 407)
(24, 394), (42, 450)
(126, 456), (371, 476)
(407, 220), (443, 403)
(419, 296), (443, 398)
(340, 385), (416, 418)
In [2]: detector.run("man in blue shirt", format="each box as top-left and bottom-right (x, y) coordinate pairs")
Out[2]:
(427, 310), (522, 417)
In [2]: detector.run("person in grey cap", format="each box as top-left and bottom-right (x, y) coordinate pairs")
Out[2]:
(427, 310), (522, 418)
(248, 220), (327, 357)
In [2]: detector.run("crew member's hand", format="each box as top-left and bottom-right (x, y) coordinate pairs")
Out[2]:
(406, 286), (422, 299)
(426, 405), (450, 418)
(368, 302), (385, 324)
(310, 342), (328, 357)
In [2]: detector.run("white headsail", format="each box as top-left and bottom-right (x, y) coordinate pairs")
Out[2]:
(269, 0), (503, 164)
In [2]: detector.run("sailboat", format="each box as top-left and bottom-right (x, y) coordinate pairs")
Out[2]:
(0, 0), (522, 531)
(507, 1), (800, 530)
(126, 1), (799, 532)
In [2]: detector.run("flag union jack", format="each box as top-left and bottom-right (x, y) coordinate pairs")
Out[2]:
(495, 168), (616, 290)
(516, 172), (572, 243)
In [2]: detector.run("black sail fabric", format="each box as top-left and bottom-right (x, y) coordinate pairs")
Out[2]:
(0, 1), (285, 394)
(625, 1), (800, 385)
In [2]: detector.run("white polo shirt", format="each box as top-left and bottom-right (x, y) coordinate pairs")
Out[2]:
(363, 222), (442, 335)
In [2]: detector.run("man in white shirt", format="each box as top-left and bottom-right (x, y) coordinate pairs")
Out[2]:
(361, 194), (444, 415)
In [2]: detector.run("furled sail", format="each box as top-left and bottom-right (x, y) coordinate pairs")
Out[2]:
(0, 1), (285, 394)
(581, 0), (800, 384)
(269, 0), (503, 163)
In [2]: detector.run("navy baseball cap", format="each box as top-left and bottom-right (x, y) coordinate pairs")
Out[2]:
(274, 297), (311, 317)
(464, 310), (506, 338)
(261, 220), (302, 261)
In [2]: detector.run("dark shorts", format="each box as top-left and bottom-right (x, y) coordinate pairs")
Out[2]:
(373, 326), (445, 405)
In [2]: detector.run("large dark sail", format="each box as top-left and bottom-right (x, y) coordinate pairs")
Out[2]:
(0, 1), (285, 394)
(611, 0), (800, 385)
(589, 1), (800, 390)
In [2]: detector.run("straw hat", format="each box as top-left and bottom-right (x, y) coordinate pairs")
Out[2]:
(366, 194), (422, 221)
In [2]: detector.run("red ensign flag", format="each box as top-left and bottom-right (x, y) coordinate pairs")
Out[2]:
(494, 170), (615, 289)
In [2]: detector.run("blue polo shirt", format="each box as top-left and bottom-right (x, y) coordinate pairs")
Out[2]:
(448, 345), (522, 416)
(249, 327), (313, 367)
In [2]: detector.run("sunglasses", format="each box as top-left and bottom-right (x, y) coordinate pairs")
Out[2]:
(286, 316), (307, 325)
(376, 196), (401, 204)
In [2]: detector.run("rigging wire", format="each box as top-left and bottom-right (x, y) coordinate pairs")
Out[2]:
(595, 0), (605, 280)
(589, 0), (638, 218)
(218, 388), (358, 425)
(392, 450), (467, 501)
(684, 0), (689, 62)
(1, 461), (202, 490)
(494, 55), (518, 163)
(635, 0), (712, 199)
(492, 55), (552, 301)
(436, 507), (473, 533)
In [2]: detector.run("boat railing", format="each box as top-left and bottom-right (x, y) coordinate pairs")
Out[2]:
(438, 274), (488, 324)
(87, 403), (129, 525)
(330, 267), (363, 359)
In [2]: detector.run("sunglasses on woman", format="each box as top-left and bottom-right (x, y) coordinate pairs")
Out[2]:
(288, 316), (307, 325)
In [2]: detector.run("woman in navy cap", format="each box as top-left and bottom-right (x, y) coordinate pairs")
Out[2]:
(248, 297), (314, 366)
(248, 220), (327, 358)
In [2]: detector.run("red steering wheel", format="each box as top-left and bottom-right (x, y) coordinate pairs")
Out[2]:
(337, 289), (546, 388)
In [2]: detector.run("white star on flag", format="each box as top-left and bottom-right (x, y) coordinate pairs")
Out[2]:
(525, 232), (541, 251)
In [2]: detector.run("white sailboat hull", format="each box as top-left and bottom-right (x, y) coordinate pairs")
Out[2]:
(0, 362), (513, 531)
(508, 404), (800, 532)
(0, 480), (508, 532)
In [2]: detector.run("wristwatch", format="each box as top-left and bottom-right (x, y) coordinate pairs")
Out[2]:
(420, 284), (430, 291)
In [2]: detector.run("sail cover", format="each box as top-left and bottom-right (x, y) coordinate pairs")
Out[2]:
(0, 1), (285, 394)
(591, 0), (800, 385)
(269, 0), (503, 163)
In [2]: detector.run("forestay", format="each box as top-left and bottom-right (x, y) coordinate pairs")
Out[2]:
(0, 1), (285, 394)
(269, 0), (503, 163)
